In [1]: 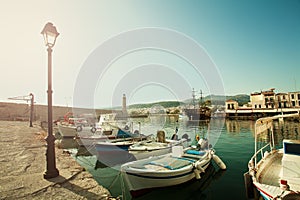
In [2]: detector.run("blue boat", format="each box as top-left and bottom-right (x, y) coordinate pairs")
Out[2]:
(95, 129), (148, 167)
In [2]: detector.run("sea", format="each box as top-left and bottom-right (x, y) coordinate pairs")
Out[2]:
(59, 115), (300, 200)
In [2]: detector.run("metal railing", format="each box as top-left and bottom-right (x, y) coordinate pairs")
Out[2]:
(249, 142), (272, 169)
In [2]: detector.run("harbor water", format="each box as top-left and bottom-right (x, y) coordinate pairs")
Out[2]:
(60, 116), (300, 200)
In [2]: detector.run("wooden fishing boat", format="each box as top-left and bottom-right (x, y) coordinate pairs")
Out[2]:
(121, 139), (226, 197)
(94, 129), (188, 166)
(94, 128), (150, 166)
(57, 122), (97, 138)
(245, 112), (300, 200)
(128, 130), (188, 160)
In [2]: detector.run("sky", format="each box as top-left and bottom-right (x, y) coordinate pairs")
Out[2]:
(0, 0), (299, 109)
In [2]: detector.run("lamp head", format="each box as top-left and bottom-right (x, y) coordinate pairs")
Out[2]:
(41, 22), (59, 48)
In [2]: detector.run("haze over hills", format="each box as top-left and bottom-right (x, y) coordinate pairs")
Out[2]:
(0, 94), (250, 121)
(126, 94), (250, 109)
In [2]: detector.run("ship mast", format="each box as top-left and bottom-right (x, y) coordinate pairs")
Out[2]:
(199, 89), (203, 108)
(192, 88), (196, 109)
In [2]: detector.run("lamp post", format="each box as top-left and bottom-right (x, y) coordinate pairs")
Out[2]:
(41, 22), (60, 179)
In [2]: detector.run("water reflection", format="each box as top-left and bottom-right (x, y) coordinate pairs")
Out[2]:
(57, 116), (299, 200)
(256, 120), (300, 146)
(132, 164), (224, 200)
(225, 120), (255, 134)
(273, 120), (300, 144)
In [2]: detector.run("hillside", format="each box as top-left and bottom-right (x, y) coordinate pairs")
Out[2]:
(225, 94), (250, 106)
(127, 94), (250, 109)
(128, 101), (182, 109)
(0, 94), (250, 122)
(205, 94), (250, 106)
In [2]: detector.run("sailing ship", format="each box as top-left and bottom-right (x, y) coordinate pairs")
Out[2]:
(183, 88), (211, 121)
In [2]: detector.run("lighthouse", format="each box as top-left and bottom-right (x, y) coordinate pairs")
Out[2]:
(122, 94), (128, 118)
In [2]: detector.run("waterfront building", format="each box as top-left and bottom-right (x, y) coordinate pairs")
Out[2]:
(275, 93), (290, 108)
(250, 88), (275, 109)
(225, 100), (238, 110)
(226, 88), (300, 119)
(288, 91), (300, 107)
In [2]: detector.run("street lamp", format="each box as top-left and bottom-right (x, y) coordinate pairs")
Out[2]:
(41, 22), (60, 179)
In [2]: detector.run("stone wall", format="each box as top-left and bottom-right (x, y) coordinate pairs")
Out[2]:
(0, 102), (113, 122)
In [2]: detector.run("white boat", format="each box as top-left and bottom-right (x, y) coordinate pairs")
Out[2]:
(75, 123), (134, 156)
(245, 112), (300, 200)
(95, 113), (118, 133)
(74, 130), (118, 156)
(121, 139), (226, 197)
(211, 109), (226, 118)
(94, 129), (187, 166)
(75, 131), (115, 146)
(58, 113), (119, 138)
(128, 130), (188, 160)
(57, 121), (97, 138)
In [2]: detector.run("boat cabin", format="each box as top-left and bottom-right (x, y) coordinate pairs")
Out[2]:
(281, 140), (300, 187)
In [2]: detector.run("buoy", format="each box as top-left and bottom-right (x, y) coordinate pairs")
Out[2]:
(91, 127), (96, 133)
(76, 125), (83, 132)
(194, 169), (201, 179)
(213, 154), (226, 170)
(280, 179), (290, 191)
(124, 125), (130, 130)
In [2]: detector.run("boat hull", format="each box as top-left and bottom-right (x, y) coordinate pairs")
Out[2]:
(246, 114), (300, 200)
(57, 123), (77, 138)
(95, 142), (135, 166)
(75, 135), (117, 156)
(57, 123), (97, 138)
(183, 108), (210, 121)
(121, 152), (212, 194)
(76, 135), (117, 146)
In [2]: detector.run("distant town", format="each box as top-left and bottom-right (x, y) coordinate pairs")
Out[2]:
(0, 88), (299, 122)
(225, 88), (300, 119)
(126, 88), (300, 120)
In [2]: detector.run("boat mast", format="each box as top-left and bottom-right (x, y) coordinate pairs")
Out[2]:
(199, 89), (203, 108)
(192, 88), (196, 109)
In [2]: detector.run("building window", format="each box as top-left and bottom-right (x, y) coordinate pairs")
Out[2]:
(298, 94), (300, 99)
(299, 101), (300, 106)
(259, 105), (261, 108)
(283, 96), (285, 100)
(255, 105), (257, 109)
(291, 94), (295, 99)
(292, 101), (296, 107)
